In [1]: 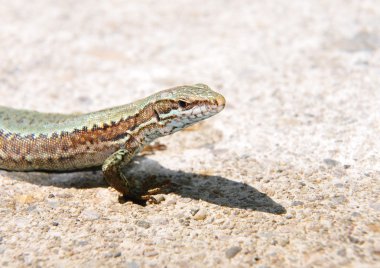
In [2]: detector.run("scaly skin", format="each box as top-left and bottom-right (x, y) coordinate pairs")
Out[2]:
(0, 84), (225, 200)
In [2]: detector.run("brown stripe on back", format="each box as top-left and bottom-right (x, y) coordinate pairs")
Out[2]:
(0, 100), (176, 170)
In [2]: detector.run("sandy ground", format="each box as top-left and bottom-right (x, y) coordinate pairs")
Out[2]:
(0, 0), (379, 267)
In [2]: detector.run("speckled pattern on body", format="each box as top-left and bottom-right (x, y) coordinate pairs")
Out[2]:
(0, 84), (225, 199)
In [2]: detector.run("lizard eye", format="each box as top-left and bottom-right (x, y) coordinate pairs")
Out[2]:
(178, 100), (189, 108)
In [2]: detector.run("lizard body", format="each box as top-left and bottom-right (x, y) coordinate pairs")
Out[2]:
(0, 84), (225, 200)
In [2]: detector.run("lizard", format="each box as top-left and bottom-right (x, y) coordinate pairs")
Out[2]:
(0, 84), (225, 201)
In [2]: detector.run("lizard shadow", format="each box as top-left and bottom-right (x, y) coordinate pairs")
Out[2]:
(5, 157), (286, 214)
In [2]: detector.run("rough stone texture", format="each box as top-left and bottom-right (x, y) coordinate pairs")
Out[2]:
(0, 0), (379, 267)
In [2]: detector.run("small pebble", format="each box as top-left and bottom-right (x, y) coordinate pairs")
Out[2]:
(166, 198), (177, 205)
(104, 252), (113, 258)
(348, 236), (362, 244)
(278, 237), (290, 246)
(114, 252), (121, 258)
(190, 208), (200, 216)
(143, 250), (158, 257)
(126, 261), (140, 268)
(47, 199), (60, 209)
(152, 217), (169, 225)
(291, 201), (304, 206)
(337, 248), (346, 257)
(323, 158), (340, 167)
(135, 220), (151, 229)
(372, 247), (380, 257)
(14, 195), (36, 205)
(193, 209), (207, 221)
(56, 193), (74, 199)
(179, 218), (190, 226)
(332, 195), (347, 205)
(225, 246), (242, 259)
(77, 96), (93, 104)
(182, 198), (192, 203)
(154, 195), (165, 204)
(81, 209), (100, 221)
(77, 240), (89, 246)
(26, 205), (37, 212)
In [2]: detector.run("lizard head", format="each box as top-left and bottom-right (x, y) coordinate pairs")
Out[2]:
(145, 84), (225, 138)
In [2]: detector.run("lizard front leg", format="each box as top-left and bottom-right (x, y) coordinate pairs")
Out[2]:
(102, 143), (162, 202)
(102, 148), (138, 197)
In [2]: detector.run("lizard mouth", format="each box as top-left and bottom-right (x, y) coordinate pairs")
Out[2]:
(188, 102), (223, 121)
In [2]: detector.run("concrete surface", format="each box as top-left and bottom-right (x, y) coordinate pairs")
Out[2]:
(0, 0), (379, 267)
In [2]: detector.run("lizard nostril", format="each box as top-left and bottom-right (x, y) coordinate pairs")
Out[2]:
(216, 94), (226, 107)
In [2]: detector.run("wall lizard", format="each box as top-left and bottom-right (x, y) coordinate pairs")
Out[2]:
(0, 84), (225, 201)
